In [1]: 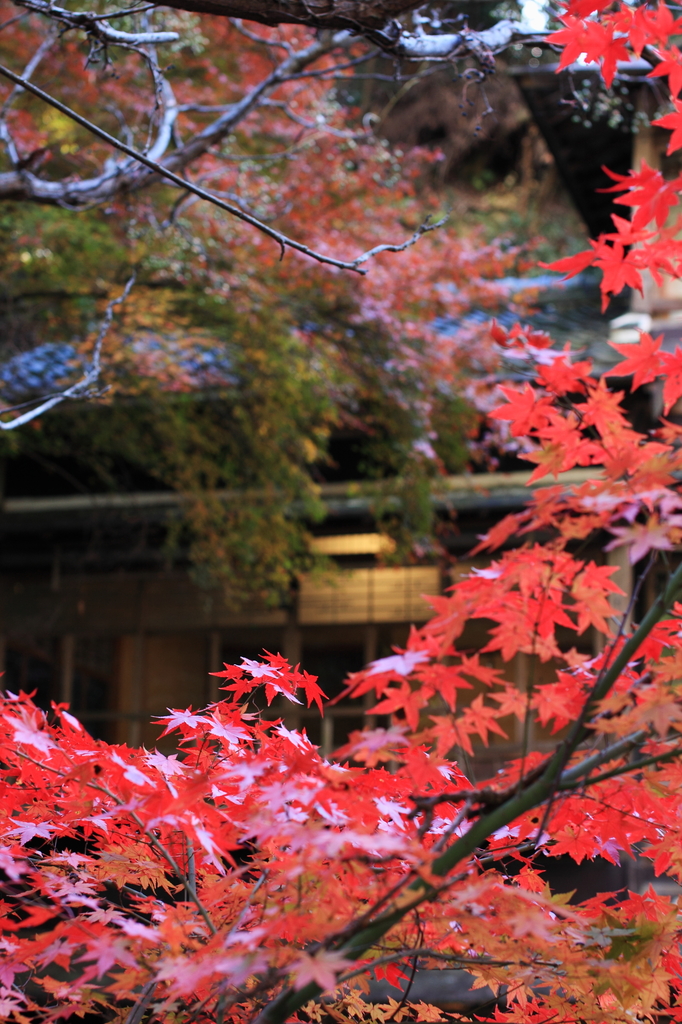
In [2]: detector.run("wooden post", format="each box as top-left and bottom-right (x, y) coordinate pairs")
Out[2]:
(363, 624), (378, 728)
(633, 87), (660, 173)
(607, 545), (634, 633)
(631, 87), (663, 317)
(207, 631), (221, 703)
(282, 614), (302, 730)
(51, 547), (61, 593)
(514, 651), (532, 748)
(129, 631), (144, 746)
(60, 635), (75, 706)
(129, 580), (147, 746)
(283, 620), (301, 666)
(321, 715), (334, 757)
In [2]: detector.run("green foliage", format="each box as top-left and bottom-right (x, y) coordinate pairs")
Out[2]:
(0, 204), (128, 354)
(0, 249), (478, 602)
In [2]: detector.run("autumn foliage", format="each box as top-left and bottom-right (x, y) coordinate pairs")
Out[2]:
(8, 1), (682, 1023)
(3, 321), (682, 1023)
(547, 0), (682, 308)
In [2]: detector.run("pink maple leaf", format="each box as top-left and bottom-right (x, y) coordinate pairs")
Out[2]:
(291, 950), (352, 992)
(76, 938), (136, 978)
(4, 711), (56, 753)
(605, 517), (682, 563)
(239, 658), (282, 679)
(156, 708), (205, 736)
(207, 713), (250, 746)
(368, 650), (430, 677)
(110, 752), (153, 788)
(144, 750), (186, 776)
(7, 820), (56, 844)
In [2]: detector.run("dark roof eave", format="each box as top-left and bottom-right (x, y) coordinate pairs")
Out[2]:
(0, 467), (600, 527)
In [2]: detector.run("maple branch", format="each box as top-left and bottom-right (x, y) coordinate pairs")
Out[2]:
(124, 980), (157, 1024)
(336, 948), (559, 984)
(0, 61), (439, 274)
(13, 745), (218, 937)
(409, 758), (550, 817)
(559, 744), (682, 790)
(557, 730), (648, 786)
(101, 801), (219, 937)
(592, 552), (655, 697)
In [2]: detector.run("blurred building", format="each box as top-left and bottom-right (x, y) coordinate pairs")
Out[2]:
(0, 461), (619, 759)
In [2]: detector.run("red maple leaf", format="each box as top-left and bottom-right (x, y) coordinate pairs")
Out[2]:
(661, 346), (682, 413)
(550, 824), (597, 863)
(629, 1), (682, 49)
(490, 383), (552, 437)
(649, 46), (682, 98)
(541, 246), (597, 279)
(605, 332), (663, 389)
(654, 101), (682, 154)
(581, 380), (629, 434)
(593, 242), (643, 306)
(549, 16), (593, 69)
(535, 349), (591, 396)
(601, 162), (682, 229)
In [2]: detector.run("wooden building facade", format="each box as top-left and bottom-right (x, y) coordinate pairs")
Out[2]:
(0, 466), (624, 770)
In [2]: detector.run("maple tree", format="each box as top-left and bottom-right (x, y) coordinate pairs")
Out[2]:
(5, 322), (682, 1024)
(9, 1), (682, 1022)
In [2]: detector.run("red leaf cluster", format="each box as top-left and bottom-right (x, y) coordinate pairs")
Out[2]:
(3, 335), (682, 1023)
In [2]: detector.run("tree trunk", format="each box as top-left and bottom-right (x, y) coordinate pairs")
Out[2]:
(159, 0), (419, 29)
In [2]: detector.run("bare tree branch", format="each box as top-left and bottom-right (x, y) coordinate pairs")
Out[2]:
(0, 30), (351, 200)
(18, 0), (180, 46)
(0, 275), (136, 431)
(0, 60), (443, 272)
(147, 0), (542, 59)
(387, 18), (542, 61)
(0, 23), (58, 167)
(0, 4), (540, 223)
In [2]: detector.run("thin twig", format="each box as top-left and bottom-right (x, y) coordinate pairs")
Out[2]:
(0, 63), (445, 275)
(336, 949), (541, 984)
(0, 274), (135, 430)
(559, 745), (682, 790)
(0, 11), (29, 33)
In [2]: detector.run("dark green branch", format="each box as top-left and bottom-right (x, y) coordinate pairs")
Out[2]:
(559, 746), (682, 790)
